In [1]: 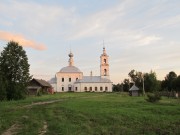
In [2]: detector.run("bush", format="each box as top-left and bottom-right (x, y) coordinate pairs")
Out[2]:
(146, 93), (161, 103)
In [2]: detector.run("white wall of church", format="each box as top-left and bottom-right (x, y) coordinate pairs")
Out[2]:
(56, 72), (83, 92)
(74, 83), (112, 92)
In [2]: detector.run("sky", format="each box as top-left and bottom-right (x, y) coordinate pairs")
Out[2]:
(0, 0), (180, 84)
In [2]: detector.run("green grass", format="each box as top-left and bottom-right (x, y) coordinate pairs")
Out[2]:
(0, 93), (179, 135)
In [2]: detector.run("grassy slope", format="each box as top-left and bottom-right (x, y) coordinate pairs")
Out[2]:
(0, 93), (179, 135)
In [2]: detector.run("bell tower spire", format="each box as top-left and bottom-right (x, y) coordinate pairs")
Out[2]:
(100, 46), (110, 79)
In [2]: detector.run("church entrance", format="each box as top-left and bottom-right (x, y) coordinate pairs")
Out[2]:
(68, 87), (71, 91)
(68, 84), (72, 91)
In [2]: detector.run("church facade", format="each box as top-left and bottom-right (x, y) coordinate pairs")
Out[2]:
(50, 47), (112, 92)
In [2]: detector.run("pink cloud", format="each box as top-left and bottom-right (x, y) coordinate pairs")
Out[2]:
(0, 30), (46, 50)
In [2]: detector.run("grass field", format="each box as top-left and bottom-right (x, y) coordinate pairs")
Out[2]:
(0, 93), (179, 135)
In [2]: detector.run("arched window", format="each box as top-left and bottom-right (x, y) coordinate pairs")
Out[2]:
(84, 87), (87, 91)
(76, 78), (78, 81)
(105, 87), (108, 91)
(104, 69), (107, 76)
(95, 87), (98, 91)
(90, 87), (92, 91)
(100, 87), (103, 91)
(62, 78), (64, 82)
(69, 78), (71, 82)
(104, 59), (106, 64)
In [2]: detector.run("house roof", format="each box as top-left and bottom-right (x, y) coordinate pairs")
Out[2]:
(129, 84), (139, 91)
(75, 76), (112, 83)
(33, 78), (52, 87)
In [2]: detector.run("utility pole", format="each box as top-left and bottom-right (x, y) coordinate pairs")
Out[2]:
(142, 74), (145, 96)
(128, 78), (130, 90)
(121, 81), (123, 92)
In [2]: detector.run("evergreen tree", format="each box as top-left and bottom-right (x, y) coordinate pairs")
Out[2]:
(0, 41), (31, 100)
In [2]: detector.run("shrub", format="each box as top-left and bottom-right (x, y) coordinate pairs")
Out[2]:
(146, 93), (161, 103)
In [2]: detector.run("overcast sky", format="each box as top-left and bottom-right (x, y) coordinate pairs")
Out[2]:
(0, 0), (180, 84)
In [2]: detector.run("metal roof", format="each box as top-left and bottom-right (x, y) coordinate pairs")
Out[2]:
(75, 76), (112, 83)
(129, 84), (139, 91)
(48, 77), (57, 83)
(59, 66), (82, 73)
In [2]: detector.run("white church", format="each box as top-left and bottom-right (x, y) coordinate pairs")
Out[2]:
(49, 47), (112, 92)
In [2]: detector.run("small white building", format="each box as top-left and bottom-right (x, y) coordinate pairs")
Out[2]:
(129, 84), (140, 96)
(50, 47), (113, 92)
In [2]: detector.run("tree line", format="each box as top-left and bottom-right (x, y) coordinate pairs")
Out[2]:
(0, 41), (179, 101)
(0, 41), (31, 101)
(113, 69), (180, 95)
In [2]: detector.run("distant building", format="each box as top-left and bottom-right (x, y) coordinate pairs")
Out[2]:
(50, 47), (113, 92)
(129, 84), (139, 96)
(28, 78), (53, 95)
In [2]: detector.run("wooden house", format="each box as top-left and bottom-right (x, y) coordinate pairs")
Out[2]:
(27, 78), (53, 95)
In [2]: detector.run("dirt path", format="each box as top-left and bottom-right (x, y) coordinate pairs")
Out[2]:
(2, 124), (21, 135)
(22, 94), (106, 108)
(23, 99), (64, 108)
(39, 121), (48, 135)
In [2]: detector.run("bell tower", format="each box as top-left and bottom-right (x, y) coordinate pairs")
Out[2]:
(100, 47), (110, 79)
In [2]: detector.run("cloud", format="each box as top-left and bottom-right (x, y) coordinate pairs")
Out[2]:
(0, 30), (46, 50)
(0, 1), (75, 37)
(136, 35), (162, 46)
(66, 0), (162, 48)
(67, 2), (127, 40)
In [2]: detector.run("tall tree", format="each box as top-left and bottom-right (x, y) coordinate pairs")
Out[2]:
(128, 69), (142, 89)
(162, 71), (177, 91)
(0, 72), (7, 101)
(0, 41), (31, 100)
(128, 70), (160, 94)
(128, 69), (136, 82)
(123, 79), (130, 92)
(172, 75), (180, 92)
(144, 71), (159, 92)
